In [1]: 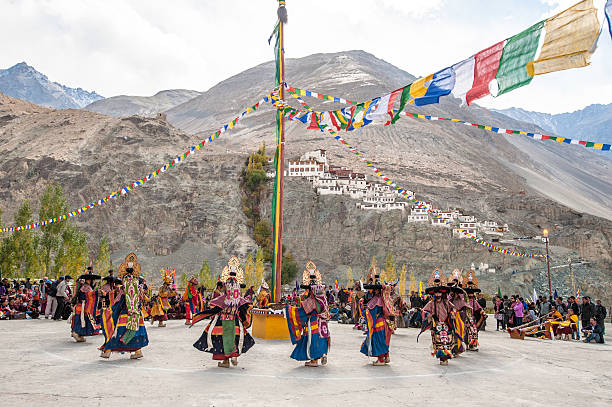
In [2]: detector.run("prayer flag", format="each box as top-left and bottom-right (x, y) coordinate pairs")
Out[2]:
(490, 21), (544, 97)
(466, 41), (505, 105)
(527, 0), (600, 76)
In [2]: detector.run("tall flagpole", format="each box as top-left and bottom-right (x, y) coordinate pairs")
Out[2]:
(272, 0), (287, 302)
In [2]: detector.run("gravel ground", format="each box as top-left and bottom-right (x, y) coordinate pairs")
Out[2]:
(0, 319), (610, 406)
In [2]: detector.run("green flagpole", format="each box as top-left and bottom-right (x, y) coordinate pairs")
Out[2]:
(271, 0), (287, 302)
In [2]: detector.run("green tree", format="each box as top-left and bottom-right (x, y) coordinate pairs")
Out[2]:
(12, 200), (38, 278)
(38, 183), (68, 273)
(180, 272), (188, 290)
(253, 220), (272, 250)
(94, 236), (110, 275)
(53, 225), (88, 277)
(199, 258), (214, 291)
(0, 209), (19, 278)
(281, 252), (298, 284)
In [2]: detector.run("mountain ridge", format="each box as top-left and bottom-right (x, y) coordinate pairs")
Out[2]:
(0, 62), (103, 109)
(492, 103), (612, 156)
(84, 89), (201, 118)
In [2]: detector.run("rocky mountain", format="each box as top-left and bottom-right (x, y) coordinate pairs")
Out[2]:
(84, 89), (201, 118)
(0, 62), (103, 109)
(0, 50), (610, 301)
(493, 104), (612, 158)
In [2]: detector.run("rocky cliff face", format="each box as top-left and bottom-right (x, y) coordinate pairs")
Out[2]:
(0, 50), (610, 301)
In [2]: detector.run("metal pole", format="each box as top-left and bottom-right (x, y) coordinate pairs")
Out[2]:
(568, 257), (575, 294)
(273, 1), (286, 301)
(545, 237), (552, 298)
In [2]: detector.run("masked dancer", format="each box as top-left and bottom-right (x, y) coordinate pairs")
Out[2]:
(192, 257), (254, 368)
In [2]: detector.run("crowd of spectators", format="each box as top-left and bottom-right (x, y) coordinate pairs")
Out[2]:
(493, 294), (607, 343)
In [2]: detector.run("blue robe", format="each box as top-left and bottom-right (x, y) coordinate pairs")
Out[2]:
(360, 304), (389, 357)
(71, 289), (100, 336)
(100, 296), (149, 352)
(285, 305), (329, 361)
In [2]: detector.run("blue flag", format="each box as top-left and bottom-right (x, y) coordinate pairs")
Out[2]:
(553, 289), (558, 300)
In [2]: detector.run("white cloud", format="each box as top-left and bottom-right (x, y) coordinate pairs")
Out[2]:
(0, 0), (609, 113)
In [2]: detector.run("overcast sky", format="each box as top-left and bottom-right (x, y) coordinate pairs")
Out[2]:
(1, 0), (610, 114)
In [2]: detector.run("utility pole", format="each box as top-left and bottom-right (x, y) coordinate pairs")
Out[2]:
(543, 229), (552, 299)
(568, 257), (575, 294)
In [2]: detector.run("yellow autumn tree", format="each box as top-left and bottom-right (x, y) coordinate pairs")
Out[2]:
(346, 266), (353, 287)
(243, 252), (255, 289)
(254, 248), (265, 289)
(409, 271), (417, 294)
(399, 264), (407, 297)
(385, 252), (397, 282)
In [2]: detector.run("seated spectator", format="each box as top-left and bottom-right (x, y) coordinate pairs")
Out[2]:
(582, 317), (604, 343)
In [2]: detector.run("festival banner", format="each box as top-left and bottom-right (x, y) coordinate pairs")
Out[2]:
(1, 92), (276, 233)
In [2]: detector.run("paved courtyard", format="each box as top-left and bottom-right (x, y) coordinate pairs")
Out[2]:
(0, 319), (610, 406)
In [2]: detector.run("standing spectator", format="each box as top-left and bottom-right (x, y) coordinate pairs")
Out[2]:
(555, 297), (567, 316)
(0, 278), (8, 297)
(45, 278), (60, 319)
(53, 275), (72, 320)
(581, 297), (595, 333)
(538, 296), (552, 317)
(494, 296), (505, 331)
(513, 297), (524, 326)
(594, 300), (607, 335)
(568, 296), (580, 319)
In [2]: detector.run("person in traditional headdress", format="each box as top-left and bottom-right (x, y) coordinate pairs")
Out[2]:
(183, 275), (203, 325)
(256, 281), (272, 308)
(360, 266), (395, 366)
(420, 284), (462, 365)
(99, 253), (149, 360)
(150, 268), (177, 327)
(98, 273), (121, 352)
(70, 269), (101, 342)
(284, 261), (330, 367)
(192, 257), (254, 368)
(446, 269), (468, 356)
(463, 270), (484, 351)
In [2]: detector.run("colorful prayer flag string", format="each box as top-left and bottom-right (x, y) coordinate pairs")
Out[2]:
(285, 84), (611, 152)
(280, 87), (545, 259)
(1, 91), (276, 234)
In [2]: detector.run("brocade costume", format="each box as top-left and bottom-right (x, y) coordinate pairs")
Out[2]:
(285, 262), (330, 367)
(183, 276), (203, 325)
(99, 253), (149, 360)
(360, 267), (394, 365)
(418, 269), (463, 365)
(71, 273), (101, 342)
(150, 268), (177, 327)
(192, 257), (254, 368)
